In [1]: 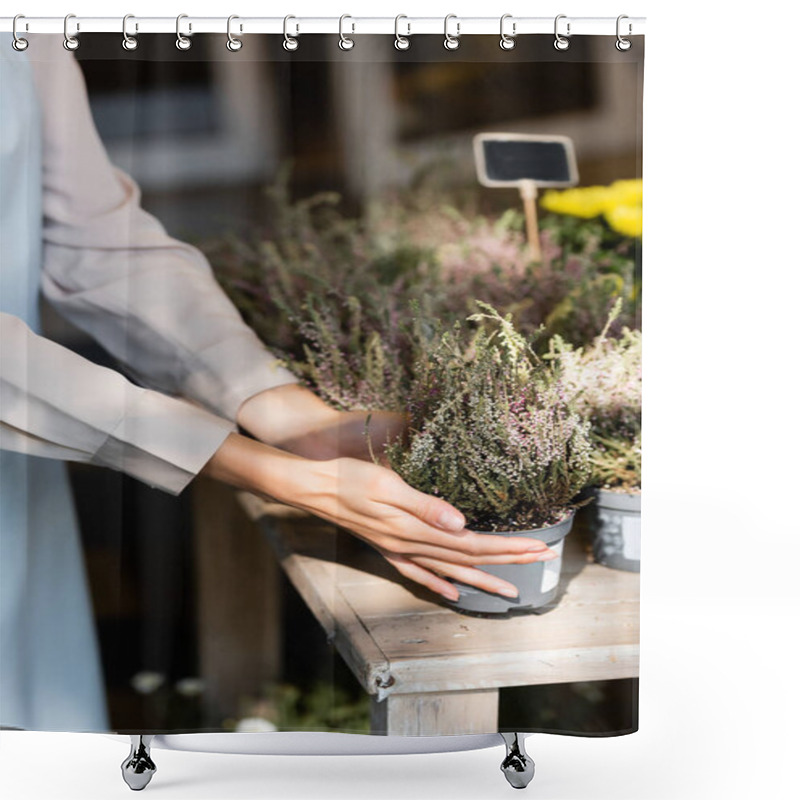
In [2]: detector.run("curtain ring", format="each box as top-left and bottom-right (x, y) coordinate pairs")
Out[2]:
(616, 15), (632, 51)
(12, 14), (28, 51)
(554, 14), (570, 51)
(444, 14), (460, 51)
(122, 14), (138, 51)
(63, 13), (80, 51)
(176, 14), (192, 51)
(394, 14), (410, 51)
(339, 14), (355, 51)
(499, 14), (516, 50)
(227, 15), (243, 51)
(283, 15), (299, 51)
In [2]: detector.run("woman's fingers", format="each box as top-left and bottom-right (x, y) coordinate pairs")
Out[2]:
(379, 550), (460, 601)
(336, 505), (553, 562)
(381, 540), (557, 567)
(407, 554), (523, 599)
(381, 473), (467, 532)
(379, 549), (523, 601)
(372, 509), (554, 558)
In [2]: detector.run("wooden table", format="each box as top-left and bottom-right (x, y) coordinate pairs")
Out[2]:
(236, 492), (639, 736)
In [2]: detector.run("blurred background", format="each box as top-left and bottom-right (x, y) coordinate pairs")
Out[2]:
(40, 33), (641, 734)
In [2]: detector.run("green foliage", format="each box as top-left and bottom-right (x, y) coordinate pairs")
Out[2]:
(226, 680), (371, 734)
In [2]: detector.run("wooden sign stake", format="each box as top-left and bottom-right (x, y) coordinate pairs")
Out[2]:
(473, 133), (578, 266)
(519, 180), (542, 262)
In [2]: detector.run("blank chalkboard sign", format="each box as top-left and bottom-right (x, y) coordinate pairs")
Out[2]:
(473, 133), (578, 188)
(473, 133), (579, 262)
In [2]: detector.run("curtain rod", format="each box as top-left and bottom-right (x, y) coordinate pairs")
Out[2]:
(0, 16), (646, 37)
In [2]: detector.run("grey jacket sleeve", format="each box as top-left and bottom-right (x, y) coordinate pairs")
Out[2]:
(1, 313), (236, 495)
(1, 37), (299, 495)
(29, 36), (299, 423)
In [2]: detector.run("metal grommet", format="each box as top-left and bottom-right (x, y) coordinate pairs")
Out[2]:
(554, 14), (570, 51)
(12, 14), (29, 51)
(444, 14), (460, 51)
(283, 15), (299, 51)
(394, 14), (410, 51)
(227, 15), (243, 51)
(616, 15), (632, 51)
(122, 14), (138, 51)
(176, 14), (192, 51)
(63, 13), (80, 51)
(499, 14), (516, 50)
(339, 14), (355, 51)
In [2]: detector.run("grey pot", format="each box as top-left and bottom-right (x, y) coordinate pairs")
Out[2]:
(591, 488), (641, 572)
(444, 512), (575, 615)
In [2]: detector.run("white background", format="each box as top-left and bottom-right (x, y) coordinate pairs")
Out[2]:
(2, 1), (799, 798)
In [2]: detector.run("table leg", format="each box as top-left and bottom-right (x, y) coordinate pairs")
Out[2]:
(192, 478), (283, 723)
(370, 688), (499, 735)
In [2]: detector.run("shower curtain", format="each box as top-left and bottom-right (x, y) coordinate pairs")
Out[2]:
(0, 26), (642, 742)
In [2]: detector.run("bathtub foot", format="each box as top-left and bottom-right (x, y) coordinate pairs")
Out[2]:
(121, 735), (157, 791)
(499, 732), (535, 789)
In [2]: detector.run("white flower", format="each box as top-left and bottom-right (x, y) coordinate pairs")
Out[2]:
(130, 671), (166, 695)
(174, 677), (206, 697)
(235, 717), (278, 733)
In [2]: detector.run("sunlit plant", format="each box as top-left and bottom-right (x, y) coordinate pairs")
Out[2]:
(547, 300), (641, 491)
(384, 304), (592, 531)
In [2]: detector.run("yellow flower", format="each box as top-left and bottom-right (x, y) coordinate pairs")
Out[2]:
(540, 186), (612, 219)
(607, 179), (643, 207)
(541, 178), (643, 238)
(604, 204), (643, 238)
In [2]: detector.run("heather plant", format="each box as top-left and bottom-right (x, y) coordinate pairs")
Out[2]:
(204, 170), (640, 412)
(548, 300), (642, 492)
(370, 193), (639, 348)
(384, 303), (592, 532)
(208, 175), (430, 411)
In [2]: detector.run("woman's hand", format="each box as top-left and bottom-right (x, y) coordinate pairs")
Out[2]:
(201, 433), (558, 602)
(296, 457), (559, 601)
(236, 383), (406, 464)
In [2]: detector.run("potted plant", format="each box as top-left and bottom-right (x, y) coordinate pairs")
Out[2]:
(548, 300), (642, 572)
(382, 303), (592, 615)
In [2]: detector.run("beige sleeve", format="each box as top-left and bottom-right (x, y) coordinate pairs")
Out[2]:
(29, 37), (300, 424)
(1, 313), (236, 495)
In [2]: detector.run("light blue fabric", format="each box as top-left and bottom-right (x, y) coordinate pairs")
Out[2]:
(0, 33), (109, 731)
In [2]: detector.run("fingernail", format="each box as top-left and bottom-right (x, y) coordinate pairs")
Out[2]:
(526, 544), (547, 552)
(437, 511), (465, 531)
(443, 589), (460, 602)
(539, 550), (559, 561)
(498, 586), (519, 598)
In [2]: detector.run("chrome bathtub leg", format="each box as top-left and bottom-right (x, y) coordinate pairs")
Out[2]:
(499, 732), (535, 789)
(121, 735), (157, 791)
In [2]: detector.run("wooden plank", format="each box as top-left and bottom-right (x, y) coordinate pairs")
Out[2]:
(372, 645), (639, 695)
(346, 575), (639, 658)
(370, 689), (499, 736)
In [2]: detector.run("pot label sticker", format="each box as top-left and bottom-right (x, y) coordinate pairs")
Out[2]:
(540, 540), (564, 593)
(622, 516), (641, 561)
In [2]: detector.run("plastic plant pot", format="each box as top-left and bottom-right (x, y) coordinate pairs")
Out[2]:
(444, 511), (575, 615)
(591, 488), (641, 572)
